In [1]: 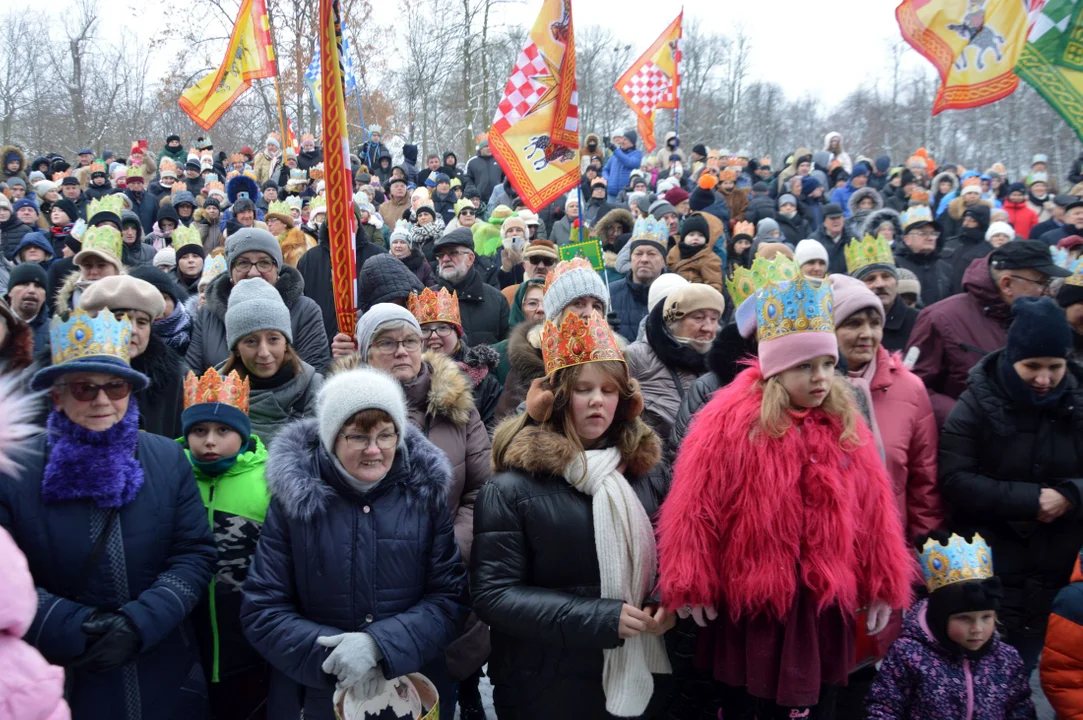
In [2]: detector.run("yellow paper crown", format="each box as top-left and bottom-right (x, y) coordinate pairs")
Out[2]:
(230, 152), (246, 164)
(49, 307), (132, 367)
(171, 225), (202, 252)
(183, 368), (250, 413)
(755, 256), (834, 343)
(309, 163), (325, 182)
(1067, 263), (1083, 288)
(87, 194), (125, 221)
(726, 267), (756, 307)
(89, 160), (107, 175)
(267, 200), (292, 218)
(79, 226), (123, 262)
(408, 287), (462, 332)
(920, 533), (994, 593)
(204, 180), (225, 195)
(845, 234), (896, 276)
(541, 310), (624, 377)
(125, 165), (144, 179)
(308, 195), (327, 212)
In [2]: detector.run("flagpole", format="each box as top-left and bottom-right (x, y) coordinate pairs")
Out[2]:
(265, 7), (289, 146)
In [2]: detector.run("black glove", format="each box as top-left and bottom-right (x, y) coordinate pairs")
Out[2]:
(606, 141), (616, 152)
(75, 611), (142, 672)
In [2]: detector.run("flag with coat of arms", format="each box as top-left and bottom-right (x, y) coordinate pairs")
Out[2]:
(615, 12), (682, 152)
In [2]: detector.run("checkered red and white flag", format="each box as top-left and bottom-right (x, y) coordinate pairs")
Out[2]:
(615, 12), (683, 152)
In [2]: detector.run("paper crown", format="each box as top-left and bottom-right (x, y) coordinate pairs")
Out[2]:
(920, 533), (994, 593)
(201, 253), (228, 285)
(89, 160), (107, 175)
(543, 256), (593, 296)
(287, 168), (308, 185)
(755, 256), (834, 343)
(541, 310), (624, 377)
(732, 220), (755, 239)
(901, 205), (935, 232)
(309, 163), (325, 182)
(183, 368), (250, 414)
(171, 225), (202, 252)
(266, 200), (292, 218)
(87, 194), (125, 220)
(1065, 261), (1083, 286)
(159, 158), (178, 178)
(50, 307), (132, 368)
(728, 253), (802, 309)
(125, 165), (144, 179)
(80, 225), (123, 261)
(408, 287), (462, 333)
(631, 216), (668, 244)
(285, 196), (303, 210)
(204, 180), (225, 196)
(230, 152), (246, 164)
(309, 194), (327, 211)
(301, 133), (315, 142)
(51, 169), (71, 182)
(845, 234), (896, 276)
(726, 267), (756, 307)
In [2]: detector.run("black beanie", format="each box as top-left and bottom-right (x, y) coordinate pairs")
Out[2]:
(962, 203), (991, 231)
(7, 262), (48, 292)
(52, 198), (79, 223)
(692, 143), (707, 157)
(157, 204), (180, 225)
(1006, 296), (1072, 363)
(680, 213), (711, 243)
(1058, 278), (1083, 308)
(129, 265), (189, 304)
(175, 242), (206, 261)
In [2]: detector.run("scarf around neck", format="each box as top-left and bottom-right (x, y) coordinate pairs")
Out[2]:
(563, 447), (671, 716)
(43, 400), (143, 508)
(155, 301), (192, 354)
(846, 353), (887, 462)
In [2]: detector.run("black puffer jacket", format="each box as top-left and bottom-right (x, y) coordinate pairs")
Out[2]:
(471, 423), (669, 719)
(939, 351), (1083, 639)
(894, 243), (954, 308)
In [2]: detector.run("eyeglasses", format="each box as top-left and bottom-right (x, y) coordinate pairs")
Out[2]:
(1008, 274), (1053, 290)
(434, 249), (470, 261)
(233, 258), (276, 273)
(526, 256), (556, 267)
(422, 324), (456, 338)
(909, 230), (940, 240)
(371, 337), (422, 354)
(339, 431), (398, 450)
(523, 299), (543, 310)
(57, 380), (132, 402)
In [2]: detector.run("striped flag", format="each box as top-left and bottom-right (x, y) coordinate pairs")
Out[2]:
(615, 12), (682, 152)
(305, 30), (360, 115)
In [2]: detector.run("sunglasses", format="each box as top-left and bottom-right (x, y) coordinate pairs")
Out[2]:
(58, 380), (132, 402)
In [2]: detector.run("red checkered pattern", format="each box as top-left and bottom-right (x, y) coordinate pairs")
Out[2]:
(621, 61), (674, 115)
(492, 43), (549, 133)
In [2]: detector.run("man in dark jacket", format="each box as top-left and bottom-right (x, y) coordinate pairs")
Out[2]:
(811, 203), (853, 274)
(465, 139), (503, 202)
(743, 181), (776, 228)
(431, 174), (457, 225)
(5, 262), (49, 357)
(908, 241), (1071, 426)
(894, 207), (953, 308)
(433, 228), (509, 344)
(1030, 194), (1073, 240)
(1039, 198), (1083, 246)
(847, 235), (918, 351)
(944, 203), (994, 295)
(610, 233), (667, 342)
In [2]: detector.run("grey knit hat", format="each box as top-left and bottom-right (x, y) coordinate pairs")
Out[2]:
(542, 260), (610, 320)
(225, 278), (293, 349)
(317, 367), (408, 454)
(355, 303), (422, 361)
(225, 227), (284, 269)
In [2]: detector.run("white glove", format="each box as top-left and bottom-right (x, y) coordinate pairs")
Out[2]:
(355, 666), (389, 701)
(318, 632), (382, 689)
(676, 605), (718, 627)
(866, 600), (892, 636)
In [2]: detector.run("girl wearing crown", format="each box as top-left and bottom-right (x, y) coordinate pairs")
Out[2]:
(866, 532), (1036, 719)
(473, 310), (673, 719)
(657, 257), (915, 718)
(180, 368), (272, 718)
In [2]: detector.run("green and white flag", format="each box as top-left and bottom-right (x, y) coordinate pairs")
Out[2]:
(1017, 0), (1083, 140)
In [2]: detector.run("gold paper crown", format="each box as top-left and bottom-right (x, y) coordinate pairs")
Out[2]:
(183, 368), (250, 413)
(732, 220), (755, 238)
(726, 267), (756, 307)
(159, 158), (178, 177)
(125, 165), (144, 179)
(87, 194), (125, 220)
(845, 234), (896, 276)
(89, 160), (107, 175)
(49, 307), (132, 367)
(302, 133), (315, 142)
(266, 200), (292, 218)
(230, 152), (246, 163)
(51, 169), (71, 182)
(79, 226), (123, 262)
(541, 310), (624, 377)
(1067, 263), (1083, 288)
(204, 181), (225, 196)
(631, 216), (668, 243)
(755, 256), (834, 343)
(308, 195), (327, 211)
(544, 256), (594, 296)
(171, 182), (188, 196)
(920, 533), (994, 593)
(171, 225), (202, 251)
(308, 163), (325, 182)
(408, 287), (462, 332)
(726, 254), (801, 308)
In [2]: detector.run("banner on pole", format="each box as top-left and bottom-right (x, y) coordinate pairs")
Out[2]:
(615, 12), (682, 152)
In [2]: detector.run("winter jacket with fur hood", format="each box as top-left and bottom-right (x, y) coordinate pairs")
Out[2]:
(495, 320), (546, 422)
(666, 244), (723, 291)
(186, 266), (330, 375)
(861, 206), (904, 242)
(239, 421), (468, 720)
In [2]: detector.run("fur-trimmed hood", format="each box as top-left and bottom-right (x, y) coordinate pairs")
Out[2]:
(932, 171), (959, 195)
(1, 144), (26, 176)
(593, 208), (635, 243)
(493, 422), (661, 480)
(506, 319), (546, 383)
(947, 196), (994, 222)
(848, 186), (883, 216)
(860, 207), (904, 240)
(56, 270), (85, 312)
(266, 419), (451, 522)
(204, 263), (306, 322)
(329, 349), (475, 427)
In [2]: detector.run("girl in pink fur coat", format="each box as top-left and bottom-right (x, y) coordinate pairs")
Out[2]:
(657, 264), (916, 719)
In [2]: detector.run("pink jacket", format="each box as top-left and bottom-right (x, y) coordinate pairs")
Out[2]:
(0, 527), (70, 720)
(868, 346), (945, 541)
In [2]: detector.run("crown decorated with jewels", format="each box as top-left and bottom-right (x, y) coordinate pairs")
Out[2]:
(201, 253), (228, 285)
(901, 205), (934, 232)
(541, 310), (623, 377)
(845, 234), (896, 276)
(285, 196), (303, 210)
(631, 216), (668, 244)
(183, 368), (250, 414)
(920, 533), (994, 593)
(544, 256), (593, 296)
(49, 307), (132, 368)
(171, 225), (201, 251)
(755, 256), (834, 343)
(267, 200), (292, 217)
(726, 267), (756, 307)
(87, 194), (125, 219)
(80, 225), (123, 261)
(408, 287), (462, 332)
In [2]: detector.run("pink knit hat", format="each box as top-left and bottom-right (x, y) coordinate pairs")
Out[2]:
(829, 273), (885, 325)
(758, 331), (838, 379)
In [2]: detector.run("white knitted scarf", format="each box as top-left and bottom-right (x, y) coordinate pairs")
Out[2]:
(564, 447), (672, 717)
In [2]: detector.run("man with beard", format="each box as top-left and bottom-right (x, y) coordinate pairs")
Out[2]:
(5, 262), (49, 357)
(433, 228), (509, 344)
(845, 234), (918, 351)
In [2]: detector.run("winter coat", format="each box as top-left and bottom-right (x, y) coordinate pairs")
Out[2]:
(454, 342), (503, 429)
(866, 599), (1035, 720)
(436, 266), (509, 344)
(830, 181), (862, 216)
(0, 430), (217, 720)
(861, 207), (905, 243)
(550, 215), (574, 245)
(940, 351), (1083, 637)
(895, 243), (954, 308)
(666, 244), (723, 291)
(744, 193), (776, 228)
(466, 152), (504, 202)
(884, 294), (919, 352)
(243, 361), (323, 447)
(721, 188), (749, 226)
(239, 420), (468, 720)
(944, 231), (994, 296)
(297, 226), (371, 344)
(296, 148), (323, 171)
(908, 256), (1008, 426)
(187, 266), (330, 375)
(0, 217), (31, 261)
(252, 151), (281, 186)
(823, 132), (852, 173)
(1042, 549), (1083, 718)
(195, 217), (224, 253)
(121, 238), (156, 268)
(609, 276), (651, 342)
(378, 196), (411, 226)
(1030, 218), (1064, 240)
(185, 435), (270, 684)
(1003, 200), (1039, 240)
(811, 226), (854, 275)
(776, 212), (811, 246)
(125, 189), (160, 235)
(132, 333), (187, 439)
(495, 320), (545, 422)
(0, 526), (70, 720)
(0, 144), (27, 182)
(432, 190), (458, 225)
(602, 147), (644, 201)
(471, 422), (668, 719)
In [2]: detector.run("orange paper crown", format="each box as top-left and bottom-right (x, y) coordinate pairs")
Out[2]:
(183, 368), (250, 414)
(544, 256), (594, 296)
(733, 220), (755, 239)
(308, 163), (325, 182)
(407, 287), (462, 334)
(230, 152), (246, 164)
(541, 310), (624, 377)
(89, 160), (106, 174)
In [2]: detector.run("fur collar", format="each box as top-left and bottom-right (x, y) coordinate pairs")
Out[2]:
(55, 270), (83, 312)
(860, 207), (903, 239)
(131, 334), (184, 403)
(931, 171), (959, 195)
(204, 264), (306, 322)
(847, 186), (883, 216)
(267, 419), (450, 521)
(329, 350), (475, 427)
(494, 422), (660, 480)
(507, 319), (546, 381)
(594, 208), (635, 243)
(948, 197), (993, 222)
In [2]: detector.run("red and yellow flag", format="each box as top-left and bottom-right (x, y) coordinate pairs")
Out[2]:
(488, 0), (579, 212)
(896, 0), (1044, 113)
(616, 12), (682, 152)
(318, 0), (357, 334)
(179, 0), (276, 130)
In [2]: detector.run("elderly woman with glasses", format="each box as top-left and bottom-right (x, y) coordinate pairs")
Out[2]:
(0, 308), (216, 719)
(241, 366), (468, 719)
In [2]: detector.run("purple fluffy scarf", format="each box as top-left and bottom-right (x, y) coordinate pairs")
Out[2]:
(42, 400), (143, 508)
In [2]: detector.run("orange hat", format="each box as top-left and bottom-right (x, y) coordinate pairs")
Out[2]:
(698, 173), (718, 190)
(720, 169), (738, 182)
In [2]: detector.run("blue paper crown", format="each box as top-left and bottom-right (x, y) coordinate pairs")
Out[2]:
(50, 307), (132, 367)
(901, 206), (935, 232)
(754, 256), (834, 343)
(919, 533), (994, 593)
(632, 216), (668, 244)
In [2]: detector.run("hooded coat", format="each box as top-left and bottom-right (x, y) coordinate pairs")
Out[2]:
(823, 132), (853, 173)
(239, 421), (468, 720)
(466, 149), (504, 202)
(602, 146), (643, 201)
(1, 144), (27, 182)
(1042, 550), (1083, 718)
(609, 277), (651, 343)
(908, 256), (1009, 426)
(454, 342), (502, 429)
(844, 186), (884, 238)
(666, 244), (723, 291)
(860, 206), (904, 242)
(1002, 199), (1039, 240)
(186, 266), (330, 375)
(0, 216), (31, 261)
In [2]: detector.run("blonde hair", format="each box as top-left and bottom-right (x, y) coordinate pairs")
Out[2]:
(756, 373), (862, 448)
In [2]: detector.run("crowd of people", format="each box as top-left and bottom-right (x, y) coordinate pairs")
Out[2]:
(1, 125), (1083, 720)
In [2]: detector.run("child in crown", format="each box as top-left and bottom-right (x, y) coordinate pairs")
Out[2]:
(866, 532), (1036, 719)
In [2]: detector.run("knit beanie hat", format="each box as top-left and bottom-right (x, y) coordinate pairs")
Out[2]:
(664, 187), (690, 207)
(357, 254), (423, 311)
(500, 215), (527, 240)
(225, 227), (283, 269)
(689, 173), (717, 212)
(755, 217), (781, 240)
(355, 303), (422, 361)
(679, 213), (710, 243)
(128, 265), (189, 304)
(794, 239), (829, 270)
(830, 273), (885, 326)
(182, 395), (252, 448)
(317, 366), (408, 454)
(6, 262), (48, 292)
(985, 221), (1015, 242)
(154, 247), (176, 270)
(542, 259), (611, 320)
(53, 198), (78, 223)
(1005, 296), (1072, 363)
(897, 267), (921, 299)
(225, 278), (292, 349)
(962, 203), (991, 231)
(647, 273), (689, 313)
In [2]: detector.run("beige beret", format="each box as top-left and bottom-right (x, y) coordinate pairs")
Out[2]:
(79, 275), (167, 320)
(663, 283), (725, 324)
